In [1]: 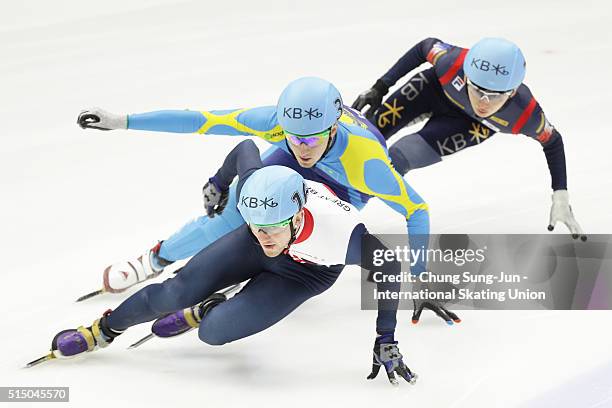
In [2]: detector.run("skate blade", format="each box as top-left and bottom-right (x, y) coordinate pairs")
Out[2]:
(75, 288), (106, 302)
(128, 325), (199, 349)
(24, 352), (56, 368)
(128, 334), (155, 349)
(127, 284), (242, 350)
(220, 283), (242, 298)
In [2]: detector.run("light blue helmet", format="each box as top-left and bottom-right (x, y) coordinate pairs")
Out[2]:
(238, 166), (307, 225)
(277, 77), (343, 135)
(464, 38), (526, 92)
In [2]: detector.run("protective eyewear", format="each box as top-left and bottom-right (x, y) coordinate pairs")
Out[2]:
(285, 128), (332, 147)
(250, 217), (293, 235)
(466, 78), (513, 103)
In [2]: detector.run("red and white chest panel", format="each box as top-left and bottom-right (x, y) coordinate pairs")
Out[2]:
(287, 181), (363, 266)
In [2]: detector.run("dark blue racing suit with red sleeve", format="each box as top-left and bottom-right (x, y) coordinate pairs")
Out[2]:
(371, 37), (567, 191)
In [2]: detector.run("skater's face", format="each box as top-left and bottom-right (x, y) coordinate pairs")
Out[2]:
(466, 78), (515, 118)
(250, 210), (304, 257)
(286, 125), (337, 168)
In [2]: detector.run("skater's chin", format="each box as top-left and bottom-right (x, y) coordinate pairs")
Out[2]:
(261, 243), (283, 257)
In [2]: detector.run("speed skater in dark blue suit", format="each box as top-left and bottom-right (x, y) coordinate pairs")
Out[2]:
(352, 37), (586, 241)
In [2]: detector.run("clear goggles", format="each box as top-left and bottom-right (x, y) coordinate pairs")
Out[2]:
(249, 216), (293, 235)
(466, 78), (513, 103)
(285, 127), (332, 148)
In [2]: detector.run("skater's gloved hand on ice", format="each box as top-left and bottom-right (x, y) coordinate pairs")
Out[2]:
(202, 177), (229, 218)
(367, 334), (417, 386)
(351, 79), (389, 121)
(77, 108), (127, 131)
(412, 299), (461, 326)
(548, 190), (587, 241)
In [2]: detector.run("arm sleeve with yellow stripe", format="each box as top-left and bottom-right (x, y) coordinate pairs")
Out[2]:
(374, 168), (430, 276)
(127, 106), (285, 143)
(339, 134), (430, 275)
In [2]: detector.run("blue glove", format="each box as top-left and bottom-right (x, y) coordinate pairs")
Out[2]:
(367, 334), (417, 386)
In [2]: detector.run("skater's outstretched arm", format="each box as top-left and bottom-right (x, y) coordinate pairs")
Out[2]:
(508, 97), (585, 240)
(379, 37), (449, 87)
(344, 226), (418, 386)
(77, 106), (287, 143)
(352, 38), (449, 116)
(338, 134), (429, 272)
(345, 225), (401, 335)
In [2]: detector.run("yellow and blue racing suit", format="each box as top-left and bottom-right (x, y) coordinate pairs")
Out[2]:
(127, 105), (430, 274)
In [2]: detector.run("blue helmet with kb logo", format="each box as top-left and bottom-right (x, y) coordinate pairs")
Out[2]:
(277, 77), (343, 135)
(464, 38), (526, 92)
(238, 166), (307, 226)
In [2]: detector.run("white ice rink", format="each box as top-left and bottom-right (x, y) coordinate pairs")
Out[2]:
(2, 1), (612, 406)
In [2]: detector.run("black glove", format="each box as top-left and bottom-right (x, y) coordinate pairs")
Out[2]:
(351, 79), (389, 121)
(412, 299), (461, 325)
(202, 177), (229, 218)
(367, 334), (416, 386)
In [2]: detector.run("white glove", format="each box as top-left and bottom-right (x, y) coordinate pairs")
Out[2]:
(77, 107), (127, 131)
(548, 190), (586, 241)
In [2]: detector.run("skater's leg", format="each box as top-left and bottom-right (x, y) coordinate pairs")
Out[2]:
(389, 113), (496, 175)
(107, 225), (263, 330)
(199, 266), (342, 345)
(158, 183), (245, 261)
(388, 132), (442, 175)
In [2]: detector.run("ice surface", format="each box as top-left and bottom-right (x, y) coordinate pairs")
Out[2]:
(1, 1), (611, 406)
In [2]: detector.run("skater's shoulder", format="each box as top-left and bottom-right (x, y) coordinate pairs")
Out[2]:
(233, 105), (279, 127)
(427, 40), (466, 70)
(337, 112), (389, 158)
(511, 84), (540, 109)
(229, 105), (285, 142)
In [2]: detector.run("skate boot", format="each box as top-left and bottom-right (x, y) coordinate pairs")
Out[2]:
(51, 310), (124, 358)
(103, 242), (173, 293)
(151, 293), (227, 338)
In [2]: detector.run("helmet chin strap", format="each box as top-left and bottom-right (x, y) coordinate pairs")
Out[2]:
(287, 218), (298, 248)
(285, 213), (304, 250)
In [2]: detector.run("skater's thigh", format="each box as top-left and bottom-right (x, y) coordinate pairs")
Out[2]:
(419, 114), (495, 156)
(166, 225), (264, 301)
(198, 272), (317, 345)
(159, 183), (245, 261)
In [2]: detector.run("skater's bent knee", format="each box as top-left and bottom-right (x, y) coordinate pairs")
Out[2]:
(197, 310), (243, 345)
(198, 322), (234, 346)
(389, 133), (441, 174)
